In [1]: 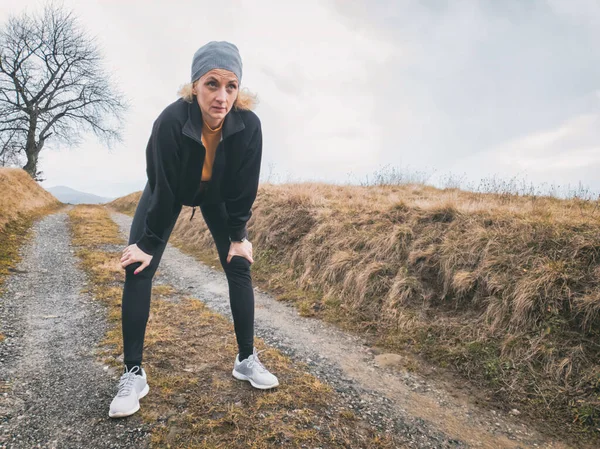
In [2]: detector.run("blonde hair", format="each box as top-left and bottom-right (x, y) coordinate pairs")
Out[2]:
(178, 79), (258, 111)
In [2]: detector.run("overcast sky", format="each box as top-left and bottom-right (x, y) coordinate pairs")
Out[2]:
(1, 0), (599, 199)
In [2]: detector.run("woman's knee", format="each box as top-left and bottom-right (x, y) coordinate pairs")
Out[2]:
(222, 255), (251, 276)
(124, 261), (156, 280)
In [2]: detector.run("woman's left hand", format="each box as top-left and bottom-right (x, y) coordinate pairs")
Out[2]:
(227, 239), (254, 264)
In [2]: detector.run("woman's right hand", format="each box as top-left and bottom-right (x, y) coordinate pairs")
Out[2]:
(120, 243), (153, 275)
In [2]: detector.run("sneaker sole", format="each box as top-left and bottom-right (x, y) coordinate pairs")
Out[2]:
(108, 384), (150, 418)
(232, 369), (279, 389)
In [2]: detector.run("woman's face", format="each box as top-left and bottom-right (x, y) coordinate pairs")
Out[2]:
(193, 69), (239, 125)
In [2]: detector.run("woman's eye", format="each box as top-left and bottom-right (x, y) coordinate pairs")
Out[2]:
(228, 84), (237, 90)
(207, 81), (217, 87)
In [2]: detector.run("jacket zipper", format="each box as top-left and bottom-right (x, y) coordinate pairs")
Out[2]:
(190, 139), (207, 217)
(183, 124), (227, 221)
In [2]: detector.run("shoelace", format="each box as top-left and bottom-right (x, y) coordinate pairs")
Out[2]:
(246, 348), (268, 373)
(117, 365), (141, 397)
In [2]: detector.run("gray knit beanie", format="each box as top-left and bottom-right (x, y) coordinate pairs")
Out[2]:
(191, 41), (243, 84)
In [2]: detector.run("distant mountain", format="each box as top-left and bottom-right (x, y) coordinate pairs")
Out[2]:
(45, 186), (114, 204)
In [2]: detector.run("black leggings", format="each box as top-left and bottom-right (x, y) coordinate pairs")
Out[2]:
(121, 181), (255, 367)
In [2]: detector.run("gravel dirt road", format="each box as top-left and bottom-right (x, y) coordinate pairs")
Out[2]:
(0, 208), (150, 449)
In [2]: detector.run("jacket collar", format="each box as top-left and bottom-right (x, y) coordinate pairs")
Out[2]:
(182, 98), (245, 144)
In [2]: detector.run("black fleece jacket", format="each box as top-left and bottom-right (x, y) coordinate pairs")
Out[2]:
(135, 97), (262, 256)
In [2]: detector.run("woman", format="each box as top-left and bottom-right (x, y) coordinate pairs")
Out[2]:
(109, 41), (278, 419)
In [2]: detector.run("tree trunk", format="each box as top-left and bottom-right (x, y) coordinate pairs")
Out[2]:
(22, 116), (39, 179)
(23, 148), (39, 178)
(23, 140), (45, 180)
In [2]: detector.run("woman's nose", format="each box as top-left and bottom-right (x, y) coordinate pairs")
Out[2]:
(216, 87), (227, 102)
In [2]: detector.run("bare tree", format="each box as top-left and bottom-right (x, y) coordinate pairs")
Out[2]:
(0, 2), (126, 180)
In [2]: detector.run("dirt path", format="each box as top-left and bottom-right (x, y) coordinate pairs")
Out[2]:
(0, 208), (150, 449)
(111, 211), (572, 449)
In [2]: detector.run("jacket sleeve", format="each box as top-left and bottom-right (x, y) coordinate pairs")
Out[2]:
(135, 116), (181, 256)
(224, 118), (262, 242)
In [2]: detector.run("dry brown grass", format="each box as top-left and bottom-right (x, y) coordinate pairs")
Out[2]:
(109, 181), (600, 444)
(0, 167), (60, 232)
(70, 204), (402, 448)
(106, 191), (140, 217)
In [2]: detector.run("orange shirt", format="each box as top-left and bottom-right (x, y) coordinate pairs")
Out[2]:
(201, 119), (223, 181)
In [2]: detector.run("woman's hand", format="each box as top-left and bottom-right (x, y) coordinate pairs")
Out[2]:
(120, 243), (153, 275)
(227, 239), (253, 264)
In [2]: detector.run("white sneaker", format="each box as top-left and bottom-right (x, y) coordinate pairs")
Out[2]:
(232, 347), (279, 389)
(108, 365), (149, 418)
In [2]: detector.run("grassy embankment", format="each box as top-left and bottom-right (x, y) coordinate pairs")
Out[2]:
(0, 167), (61, 343)
(68, 204), (401, 448)
(109, 181), (600, 446)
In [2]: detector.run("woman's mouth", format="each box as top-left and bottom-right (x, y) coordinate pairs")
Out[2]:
(212, 106), (226, 112)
